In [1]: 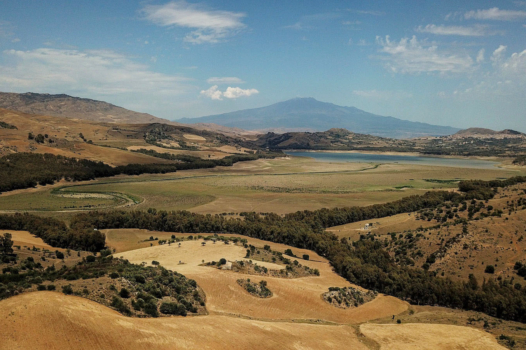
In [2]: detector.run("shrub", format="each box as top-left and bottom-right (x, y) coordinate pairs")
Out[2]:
(485, 265), (495, 274)
(111, 296), (131, 315)
(152, 261), (160, 266)
(37, 285), (46, 291)
(134, 275), (146, 284)
(119, 288), (130, 298)
(160, 302), (187, 316)
(55, 251), (64, 260)
(100, 249), (112, 257)
(302, 254), (310, 260)
(143, 300), (159, 317)
(86, 255), (96, 263)
(62, 285), (73, 295)
(47, 284), (56, 291)
(109, 272), (119, 279)
(219, 258), (227, 265)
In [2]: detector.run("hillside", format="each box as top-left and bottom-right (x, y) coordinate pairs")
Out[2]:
(453, 128), (525, 139)
(0, 92), (174, 124)
(179, 97), (460, 139)
(0, 108), (259, 165)
(246, 128), (415, 151)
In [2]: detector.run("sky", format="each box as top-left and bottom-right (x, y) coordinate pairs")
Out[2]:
(0, 0), (525, 131)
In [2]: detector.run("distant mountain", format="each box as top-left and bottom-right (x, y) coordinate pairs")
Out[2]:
(0, 92), (174, 125)
(179, 98), (460, 139)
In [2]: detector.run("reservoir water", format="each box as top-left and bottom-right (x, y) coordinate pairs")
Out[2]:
(285, 151), (501, 169)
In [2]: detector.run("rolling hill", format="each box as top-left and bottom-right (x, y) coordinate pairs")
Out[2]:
(0, 92), (173, 125)
(179, 97), (460, 139)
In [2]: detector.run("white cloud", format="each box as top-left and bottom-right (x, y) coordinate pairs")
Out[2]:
(0, 48), (190, 96)
(223, 86), (258, 98)
(464, 7), (526, 21)
(375, 35), (474, 74)
(476, 49), (485, 63)
(200, 85), (223, 100)
(206, 77), (244, 85)
(200, 85), (258, 100)
(142, 1), (246, 44)
(416, 24), (492, 37)
(451, 46), (526, 99)
(492, 45), (507, 62)
(352, 90), (413, 99)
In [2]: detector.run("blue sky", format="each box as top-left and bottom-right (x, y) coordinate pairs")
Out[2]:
(0, 1), (525, 131)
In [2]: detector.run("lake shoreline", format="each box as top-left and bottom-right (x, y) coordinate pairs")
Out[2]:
(283, 149), (508, 162)
(284, 150), (507, 170)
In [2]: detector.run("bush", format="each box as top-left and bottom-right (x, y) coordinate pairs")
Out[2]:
(119, 288), (130, 298)
(86, 255), (96, 263)
(47, 284), (56, 291)
(100, 249), (112, 257)
(160, 302), (187, 316)
(109, 272), (119, 279)
(152, 261), (160, 266)
(134, 275), (146, 284)
(111, 296), (131, 315)
(143, 300), (159, 317)
(37, 285), (46, 291)
(62, 285), (73, 295)
(55, 251), (64, 260)
(219, 258), (227, 265)
(485, 265), (495, 274)
(302, 254), (310, 260)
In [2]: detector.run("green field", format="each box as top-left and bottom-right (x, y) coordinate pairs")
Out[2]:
(0, 157), (522, 215)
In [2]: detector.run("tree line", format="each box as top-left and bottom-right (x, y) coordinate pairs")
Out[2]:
(0, 152), (280, 194)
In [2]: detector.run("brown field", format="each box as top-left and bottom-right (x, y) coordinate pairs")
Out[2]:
(113, 230), (407, 323)
(327, 212), (438, 240)
(360, 323), (505, 350)
(0, 229), (510, 349)
(2, 230), (54, 250)
(0, 292), (371, 350)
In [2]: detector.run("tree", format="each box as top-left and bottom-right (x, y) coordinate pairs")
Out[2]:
(119, 288), (130, 298)
(485, 265), (495, 274)
(302, 254), (310, 260)
(55, 250), (65, 260)
(0, 233), (13, 255)
(35, 134), (45, 143)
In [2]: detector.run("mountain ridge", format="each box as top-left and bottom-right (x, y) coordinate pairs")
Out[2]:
(179, 97), (460, 139)
(0, 92), (175, 125)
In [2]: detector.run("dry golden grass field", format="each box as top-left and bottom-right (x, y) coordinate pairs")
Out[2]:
(0, 230), (508, 350)
(112, 230), (408, 324)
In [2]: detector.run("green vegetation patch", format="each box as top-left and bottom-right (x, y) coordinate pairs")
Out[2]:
(323, 286), (377, 309)
(237, 278), (272, 298)
(0, 121), (17, 129)
(0, 249), (205, 318)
